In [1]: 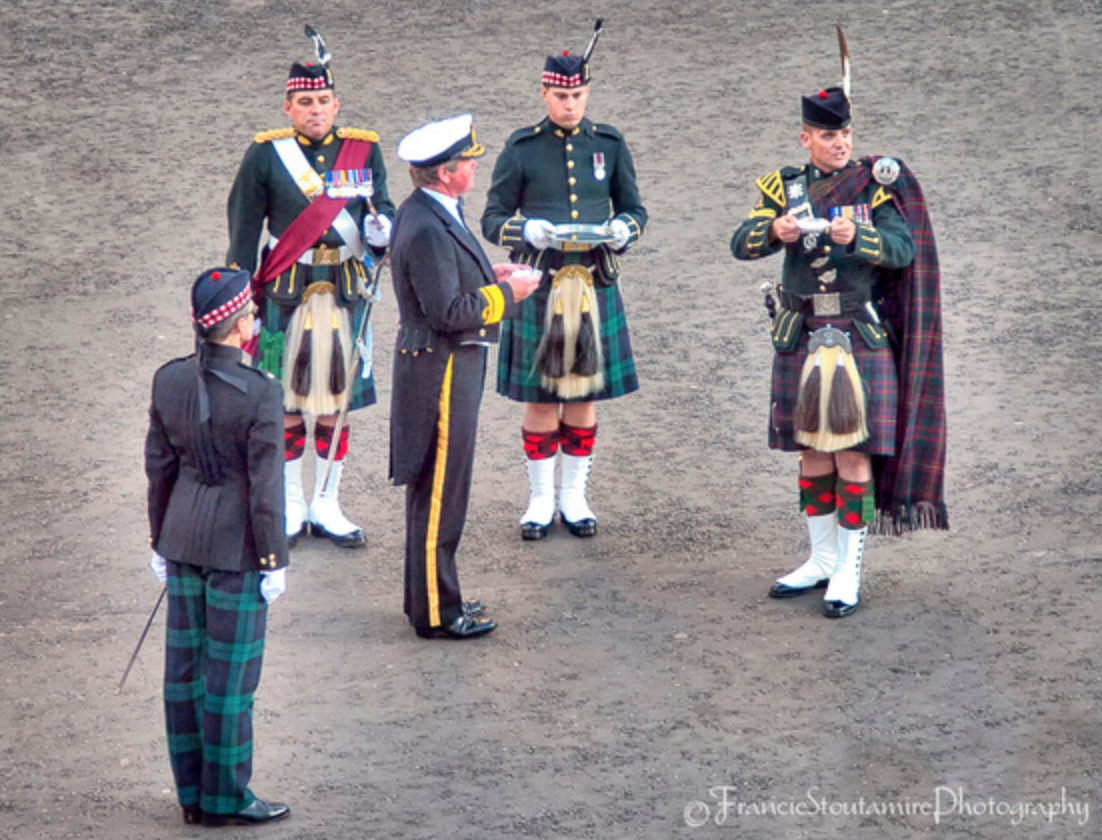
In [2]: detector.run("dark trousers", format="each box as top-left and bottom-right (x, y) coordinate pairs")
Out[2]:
(404, 346), (486, 631)
(164, 562), (266, 816)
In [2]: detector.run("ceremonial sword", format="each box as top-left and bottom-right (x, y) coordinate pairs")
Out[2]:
(115, 585), (166, 695)
(317, 194), (388, 490)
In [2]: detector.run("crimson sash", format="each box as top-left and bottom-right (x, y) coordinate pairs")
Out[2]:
(252, 138), (373, 292)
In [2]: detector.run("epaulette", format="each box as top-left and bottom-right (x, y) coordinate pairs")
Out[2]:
(509, 124), (545, 145)
(592, 123), (624, 141)
(755, 170), (787, 209)
(337, 127), (380, 143)
(755, 166), (805, 210)
(157, 354), (193, 374)
(254, 127), (296, 144)
(237, 360), (276, 381)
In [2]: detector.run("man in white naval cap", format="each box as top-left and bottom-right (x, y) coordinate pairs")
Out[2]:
(388, 114), (540, 639)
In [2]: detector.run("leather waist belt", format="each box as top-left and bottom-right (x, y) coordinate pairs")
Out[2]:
(269, 236), (354, 267)
(778, 288), (872, 319)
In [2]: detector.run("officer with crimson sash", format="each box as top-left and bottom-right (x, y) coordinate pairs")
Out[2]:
(227, 28), (395, 549)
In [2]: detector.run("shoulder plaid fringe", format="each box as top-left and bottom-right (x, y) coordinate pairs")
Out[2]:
(812, 158), (949, 535)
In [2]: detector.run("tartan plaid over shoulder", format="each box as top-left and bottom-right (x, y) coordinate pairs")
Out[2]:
(812, 157), (949, 534)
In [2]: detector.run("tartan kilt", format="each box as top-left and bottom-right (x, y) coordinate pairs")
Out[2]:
(768, 315), (899, 455)
(496, 281), (639, 404)
(255, 262), (376, 412)
(164, 562), (267, 816)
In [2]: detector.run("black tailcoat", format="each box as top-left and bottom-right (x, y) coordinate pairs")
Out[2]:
(388, 189), (519, 486)
(388, 188), (519, 630)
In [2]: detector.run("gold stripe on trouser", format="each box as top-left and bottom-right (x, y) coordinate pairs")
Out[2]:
(425, 353), (455, 627)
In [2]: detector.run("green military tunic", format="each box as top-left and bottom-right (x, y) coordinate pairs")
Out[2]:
(481, 116), (647, 403)
(731, 158), (916, 454)
(226, 126), (395, 411)
(732, 161), (914, 309)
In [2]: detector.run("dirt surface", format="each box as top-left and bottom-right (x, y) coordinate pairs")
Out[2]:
(3, 0), (1101, 838)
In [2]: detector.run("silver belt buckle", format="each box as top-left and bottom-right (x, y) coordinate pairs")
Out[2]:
(812, 292), (841, 317)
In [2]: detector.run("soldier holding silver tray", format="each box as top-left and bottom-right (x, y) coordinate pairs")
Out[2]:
(482, 20), (648, 542)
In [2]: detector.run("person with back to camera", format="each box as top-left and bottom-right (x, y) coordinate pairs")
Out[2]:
(145, 266), (290, 825)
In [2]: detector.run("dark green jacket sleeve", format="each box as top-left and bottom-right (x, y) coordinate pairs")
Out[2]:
(481, 134), (529, 250)
(226, 142), (270, 274)
(731, 183), (785, 262)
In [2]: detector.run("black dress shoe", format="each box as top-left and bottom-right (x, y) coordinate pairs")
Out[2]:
(287, 524), (307, 549)
(823, 599), (859, 618)
(202, 797), (290, 826)
(408, 601), (485, 625)
(462, 599), (486, 617)
(560, 512), (597, 537)
(521, 520), (551, 540)
(309, 521), (367, 549)
(415, 614), (498, 640)
(768, 579), (828, 599)
(181, 805), (201, 825)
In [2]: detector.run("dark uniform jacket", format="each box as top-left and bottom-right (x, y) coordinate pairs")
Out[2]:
(226, 126), (395, 298)
(388, 189), (520, 486)
(731, 161), (914, 300)
(731, 160), (915, 350)
(481, 116), (647, 284)
(146, 342), (288, 572)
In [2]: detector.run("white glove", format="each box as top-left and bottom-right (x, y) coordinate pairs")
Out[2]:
(523, 218), (556, 250)
(260, 569), (287, 604)
(149, 552), (167, 584)
(609, 218), (632, 250)
(364, 214), (392, 248)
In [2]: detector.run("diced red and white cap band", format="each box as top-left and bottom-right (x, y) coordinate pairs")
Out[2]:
(287, 75), (332, 91)
(194, 284), (251, 328)
(286, 62), (333, 93)
(541, 70), (585, 88)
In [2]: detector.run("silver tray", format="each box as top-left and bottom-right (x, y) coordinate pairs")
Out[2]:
(549, 223), (616, 252)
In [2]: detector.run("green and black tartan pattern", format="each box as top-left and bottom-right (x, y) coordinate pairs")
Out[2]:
(164, 562), (266, 816)
(497, 283), (638, 403)
(257, 264), (377, 411)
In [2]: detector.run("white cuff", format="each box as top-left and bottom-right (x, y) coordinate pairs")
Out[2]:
(149, 552), (167, 584)
(260, 568), (287, 604)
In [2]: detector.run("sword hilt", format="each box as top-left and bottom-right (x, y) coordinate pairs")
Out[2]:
(760, 281), (778, 321)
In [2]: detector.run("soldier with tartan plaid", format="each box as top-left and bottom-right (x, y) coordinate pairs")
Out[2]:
(731, 64), (948, 618)
(145, 267), (291, 826)
(482, 20), (647, 542)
